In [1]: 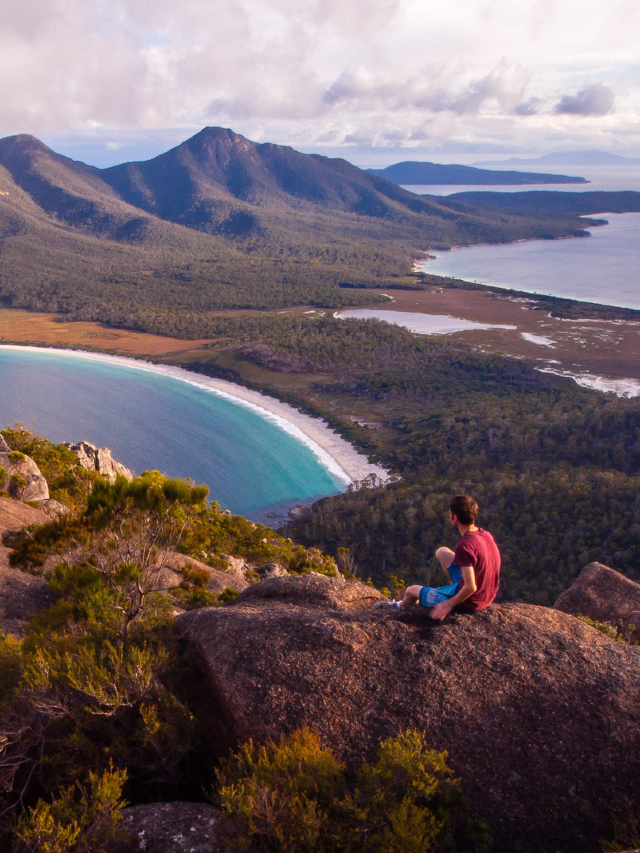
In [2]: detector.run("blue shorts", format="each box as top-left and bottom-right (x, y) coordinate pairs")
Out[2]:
(418, 564), (463, 608)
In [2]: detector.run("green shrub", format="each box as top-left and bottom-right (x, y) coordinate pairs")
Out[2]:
(219, 587), (240, 604)
(216, 728), (346, 853)
(576, 615), (637, 645)
(9, 474), (27, 496)
(601, 809), (640, 851)
(13, 766), (128, 853)
(215, 729), (490, 853)
(174, 563), (217, 610)
(8, 451), (26, 463)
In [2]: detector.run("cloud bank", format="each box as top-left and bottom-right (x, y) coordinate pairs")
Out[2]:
(0, 0), (637, 160)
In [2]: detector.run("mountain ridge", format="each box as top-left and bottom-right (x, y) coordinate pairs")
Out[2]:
(0, 127), (624, 325)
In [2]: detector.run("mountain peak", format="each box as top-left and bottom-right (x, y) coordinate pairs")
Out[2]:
(180, 126), (253, 155)
(0, 134), (55, 156)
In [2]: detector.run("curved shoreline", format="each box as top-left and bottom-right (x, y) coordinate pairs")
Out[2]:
(0, 344), (388, 488)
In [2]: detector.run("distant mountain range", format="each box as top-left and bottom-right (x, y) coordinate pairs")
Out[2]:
(474, 151), (640, 167)
(367, 161), (587, 185)
(0, 127), (633, 330)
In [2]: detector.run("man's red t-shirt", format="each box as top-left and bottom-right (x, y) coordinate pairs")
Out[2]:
(453, 528), (501, 611)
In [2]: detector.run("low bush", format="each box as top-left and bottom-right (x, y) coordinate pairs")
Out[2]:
(13, 766), (128, 853)
(215, 728), (491, 853)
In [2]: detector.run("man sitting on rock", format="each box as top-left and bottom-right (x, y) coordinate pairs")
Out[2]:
(377, 494), (501, 620)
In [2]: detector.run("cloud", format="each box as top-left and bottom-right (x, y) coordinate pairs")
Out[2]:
(324, 60), (530, 117)
(0, 0), (636, 163)
(512, 97), (543, 116)
(554, 83), (615, 116)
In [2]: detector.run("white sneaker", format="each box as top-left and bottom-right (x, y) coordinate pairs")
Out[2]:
(374, 600), (400, 610)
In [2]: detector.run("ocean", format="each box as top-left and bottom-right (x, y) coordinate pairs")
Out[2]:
(0, 347), (346, 520)
(407, 166), (640, 310)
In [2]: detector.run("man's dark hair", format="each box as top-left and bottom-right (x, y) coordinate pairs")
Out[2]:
(449, 495), (478, 526)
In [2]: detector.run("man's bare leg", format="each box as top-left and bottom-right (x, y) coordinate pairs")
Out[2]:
(397, 548), (456, 608)
(400, 584), (422, 607)
(435, 547), (455, 582)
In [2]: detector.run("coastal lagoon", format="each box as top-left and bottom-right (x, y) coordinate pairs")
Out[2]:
(337, 309), (516, 334)
(0, 347), (352, 520)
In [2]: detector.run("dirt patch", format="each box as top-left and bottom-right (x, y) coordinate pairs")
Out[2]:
(0, 309), (212, 356)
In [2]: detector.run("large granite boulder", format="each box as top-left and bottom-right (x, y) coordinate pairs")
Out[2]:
(0, 497), (55, 635)
(64, 441), (133, 483)
(174, 579), (640, 853)
(0, 450), (49, 501)
(119, 802), (227, 852)
(555, 562), (640, 642)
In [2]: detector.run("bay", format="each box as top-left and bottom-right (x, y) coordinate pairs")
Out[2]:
(407, 166), (640, 310)
(417, 213), (640, 309)
(0, 347), (346, 519)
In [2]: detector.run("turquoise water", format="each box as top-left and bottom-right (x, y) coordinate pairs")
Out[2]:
(0, 348), (345, 519)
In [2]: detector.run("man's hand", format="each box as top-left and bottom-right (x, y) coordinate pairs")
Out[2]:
(429, 600), (454, 621)
(428, 565), (477, 621)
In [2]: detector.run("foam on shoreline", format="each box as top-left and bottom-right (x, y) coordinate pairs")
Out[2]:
(0, 345), (389, 487)
(536, 366), (640, 397)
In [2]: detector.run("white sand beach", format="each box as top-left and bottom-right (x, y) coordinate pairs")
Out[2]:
(0, 345), (389, 487)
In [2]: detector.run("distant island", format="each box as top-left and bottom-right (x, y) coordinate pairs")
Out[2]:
(474, 150), (640, 167)
(367, 160), (587, 185)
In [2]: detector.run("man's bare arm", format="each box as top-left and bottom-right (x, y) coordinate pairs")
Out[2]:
(429, 565), (477, 621)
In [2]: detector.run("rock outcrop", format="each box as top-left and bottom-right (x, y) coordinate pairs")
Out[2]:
(235, 572), (382, 610)
(0, 497), (55, 635)
(555, 562), (640, 642)
(174, 578), (640, 853)
(64, 441), (133, 483)
(159, 551), (249, 595)
(0, 449), (49, 501)
(119, 802), (227, 852)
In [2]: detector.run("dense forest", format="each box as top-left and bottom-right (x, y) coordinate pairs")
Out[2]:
(154, 314), (640, 605)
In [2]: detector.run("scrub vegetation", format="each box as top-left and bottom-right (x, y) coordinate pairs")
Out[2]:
(0, 451), (341, 848)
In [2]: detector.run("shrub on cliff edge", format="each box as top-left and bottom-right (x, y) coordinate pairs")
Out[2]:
(215, 728), (491, 853)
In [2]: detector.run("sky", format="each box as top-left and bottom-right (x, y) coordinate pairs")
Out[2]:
(2, 0), (639, 167)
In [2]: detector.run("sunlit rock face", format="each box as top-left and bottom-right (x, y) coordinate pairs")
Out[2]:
(555, 561), (640, 642)
(63, 440), (134, 483)
(174, 577), (640, 853)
